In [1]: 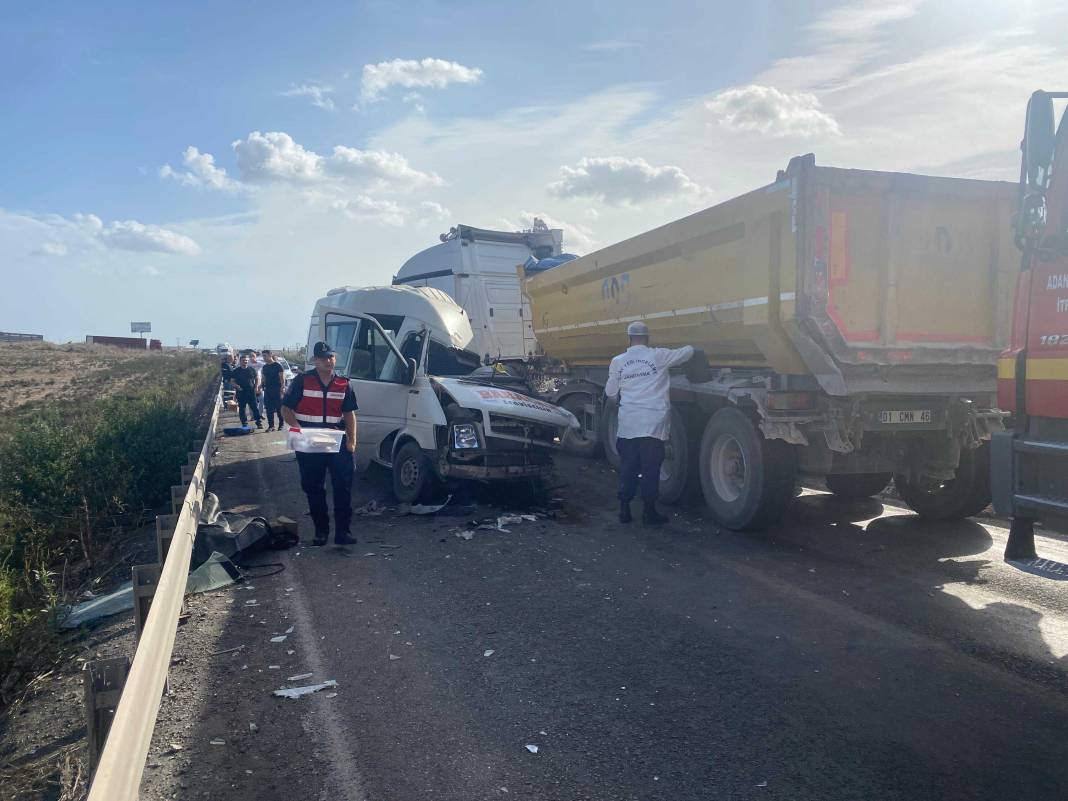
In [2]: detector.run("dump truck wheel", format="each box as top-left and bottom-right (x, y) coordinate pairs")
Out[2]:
(560, 394), (602, 458)
(894, 444), (991, 520)
(825, 472), (893, 500)
(393, 441), (433, 504)
(602, 401), (622, 469)
(699, 407), (797, 530)
(659, 406), (696, 506)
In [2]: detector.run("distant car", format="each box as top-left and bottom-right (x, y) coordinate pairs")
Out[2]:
(275, 357), (297, 383)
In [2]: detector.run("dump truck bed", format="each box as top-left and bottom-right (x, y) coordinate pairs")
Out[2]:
(526, 159), (1018, 396)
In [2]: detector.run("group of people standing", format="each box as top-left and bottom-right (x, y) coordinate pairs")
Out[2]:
(219, 349), (288, 431)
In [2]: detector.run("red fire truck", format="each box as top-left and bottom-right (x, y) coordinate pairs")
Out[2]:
(992, 90), (1068, 568)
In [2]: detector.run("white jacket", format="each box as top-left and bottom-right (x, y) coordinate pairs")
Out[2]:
(605, 344), (695, 440)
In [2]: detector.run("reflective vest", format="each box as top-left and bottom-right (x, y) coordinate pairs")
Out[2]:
(293, 372), (349, 428)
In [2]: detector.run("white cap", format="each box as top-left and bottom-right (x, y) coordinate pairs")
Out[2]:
(627, 321), (650, 337)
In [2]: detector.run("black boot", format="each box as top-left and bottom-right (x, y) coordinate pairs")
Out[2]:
(335, 531), (357, 545)
(308, 531), (328, 546)
(642, 504), (668, 525)
(619, 501), (633, 524)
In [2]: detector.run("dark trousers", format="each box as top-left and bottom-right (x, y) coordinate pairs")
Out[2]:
(264, 387), (283, 429)
(236, 389), (262, 425)
(617, 436), (665, 505)
(296, 446), (354, 538)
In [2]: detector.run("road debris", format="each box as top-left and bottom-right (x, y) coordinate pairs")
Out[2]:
(525, 744), (539, 754)
(273, 679), (338, 699)
(455, 531), (475, 540)
(248, 722), (258, 734)
(484, 649), (495, 657)
(288, 672), (314, 681)
(209, 645), (245, 657)
(355, 499), (386, 516)
(409, 495), (453, 515)
(389, 654), (401, 661)
(209, 738), (225, 746)
(270, 635), (287, 643)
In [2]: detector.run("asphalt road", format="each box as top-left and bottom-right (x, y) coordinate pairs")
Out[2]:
(150, 415), (1068, 801)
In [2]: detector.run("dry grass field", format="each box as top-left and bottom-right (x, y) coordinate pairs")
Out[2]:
(0, 342), (213, 417)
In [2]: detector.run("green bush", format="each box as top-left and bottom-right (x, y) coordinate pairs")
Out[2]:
(0, 354), (215, 701)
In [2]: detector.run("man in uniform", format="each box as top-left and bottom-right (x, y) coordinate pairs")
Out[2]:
(282, 341), (358, 546)
(604, 321), (694, 525)
(261, 349), (286, 431)
(229, 354), (263, 429)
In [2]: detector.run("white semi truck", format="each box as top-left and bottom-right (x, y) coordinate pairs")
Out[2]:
(391, 220), (574, 364)
(304, 285), (579, 502)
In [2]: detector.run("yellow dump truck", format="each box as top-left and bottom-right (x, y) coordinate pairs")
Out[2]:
(524, 155), (1017, 529)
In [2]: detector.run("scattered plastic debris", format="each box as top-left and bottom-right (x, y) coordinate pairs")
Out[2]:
(285, 625), (295, 634)
(756, 781), (768, 787)
(268, 665), (280, 670)
(389, 654), (401, 661)
(455, 531), (475, 541)
(355, 499), (386, 516)
(288, 672), (314, 682)
(325, 692), (338, 698)
(248, 722), (258, 734)
(483, 649), (495, 657)
(273, 680), (338, 699)
(525, 744), (539, 754)
(409, 495), (453, 515)
(209, 739), (225, 746)
(270, 635), (287, 643)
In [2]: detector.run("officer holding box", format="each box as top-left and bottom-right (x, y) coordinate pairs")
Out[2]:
(282, 341), (359, 546)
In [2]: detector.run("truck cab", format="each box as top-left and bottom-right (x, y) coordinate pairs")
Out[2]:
(306, 285), (579, 502)
(992, 90), (1068, 565)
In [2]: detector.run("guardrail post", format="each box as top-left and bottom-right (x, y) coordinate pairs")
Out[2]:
(155, 514), (179, 564)
(84, 656), (130, 775)
(170, 484), (186, 515)
(131, 564), (162, 643)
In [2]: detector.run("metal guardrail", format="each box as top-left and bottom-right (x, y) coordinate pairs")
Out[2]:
(85, 384), (222, 800)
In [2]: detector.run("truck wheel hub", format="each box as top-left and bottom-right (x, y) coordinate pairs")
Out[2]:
(711, 435), (747, 502)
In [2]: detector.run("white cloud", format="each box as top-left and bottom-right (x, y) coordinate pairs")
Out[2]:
(232, 132), (321, 184)
(281, 83), (336, 112)
(325, 146), (442, 188)
(160, 146), (240, 192)
(8, 210), (201, 259)
(418, 200), (451, 219)
(705, 85), (841, 138)
(807, 0), (923, 39)
(98, 219), (201, 256)
(227, 132), (441, 192)
(331, 196), (406, 226)
(548, 156), (706, 206)
(35, 241), (68, 257)
(360, 58), (483, 102)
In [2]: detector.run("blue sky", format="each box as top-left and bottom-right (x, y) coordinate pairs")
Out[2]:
(2, 0), (1066, 348)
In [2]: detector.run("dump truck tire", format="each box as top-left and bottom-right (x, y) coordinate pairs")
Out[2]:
(659, 406), (696, 506)
(699, 407), (797, 530)
(825, 472), (893, 500)
(894, 444), (991, 520)
(560, 394), (602, 458)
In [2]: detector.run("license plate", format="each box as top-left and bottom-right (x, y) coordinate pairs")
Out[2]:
(879, 409), (932, 424)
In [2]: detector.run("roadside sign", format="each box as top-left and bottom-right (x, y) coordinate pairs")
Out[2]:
(131, 322), (152, 333)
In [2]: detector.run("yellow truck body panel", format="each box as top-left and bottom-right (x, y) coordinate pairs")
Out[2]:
(526, 160), (1017, 396)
